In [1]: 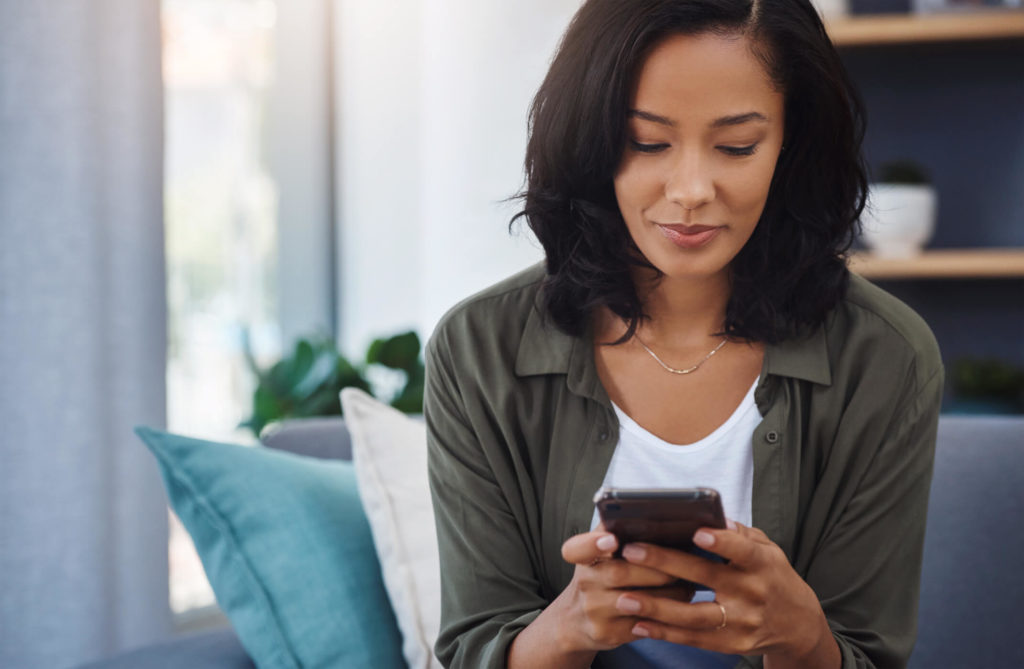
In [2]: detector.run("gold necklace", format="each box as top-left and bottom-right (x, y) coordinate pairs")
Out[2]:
(633, 333), (727, 375)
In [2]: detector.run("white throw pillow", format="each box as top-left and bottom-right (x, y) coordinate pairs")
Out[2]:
(340, 388), (442, 669)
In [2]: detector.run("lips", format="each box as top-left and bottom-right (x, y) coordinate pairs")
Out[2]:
(657, 223), (724, 249)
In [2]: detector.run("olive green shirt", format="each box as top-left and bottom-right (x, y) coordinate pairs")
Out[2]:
(425, 263), (943, 669)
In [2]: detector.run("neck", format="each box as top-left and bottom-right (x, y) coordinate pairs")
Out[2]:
(632, 268), (731, 347)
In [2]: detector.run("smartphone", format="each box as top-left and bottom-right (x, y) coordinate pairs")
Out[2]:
(593, 486), (727, 564)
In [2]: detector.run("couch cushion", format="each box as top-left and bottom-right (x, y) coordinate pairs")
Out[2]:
(340, 389), (442, 669)
(136, 427), (406, 669)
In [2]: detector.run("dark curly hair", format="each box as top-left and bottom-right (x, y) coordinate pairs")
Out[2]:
(511, 0), (868, 344)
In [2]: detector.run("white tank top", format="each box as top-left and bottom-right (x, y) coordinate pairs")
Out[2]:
(590, 377), (760, 532)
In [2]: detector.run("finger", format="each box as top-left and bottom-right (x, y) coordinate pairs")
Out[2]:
(630, 622), (735, 654)
(723, 519), (772, 544)
(568, 589), (647, 649)
(593, 560), (682, 589)
(691, 526), (764, 570)
(621, 543), (726, 590)
(562, 530), (618, 565)
(615, 594), (727, 631)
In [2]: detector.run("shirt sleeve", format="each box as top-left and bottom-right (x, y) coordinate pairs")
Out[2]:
(424, 328), (547, 669)
(804, 367), (943, 669)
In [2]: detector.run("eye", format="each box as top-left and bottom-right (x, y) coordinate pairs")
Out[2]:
(718, 143), (758, 157)
(629, 139), (670, 154)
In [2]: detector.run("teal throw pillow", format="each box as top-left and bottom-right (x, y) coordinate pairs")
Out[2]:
(136, 426), (406, 669)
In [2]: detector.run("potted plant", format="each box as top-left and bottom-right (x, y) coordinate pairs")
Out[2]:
(860, 160), (938, 258)
(241, 331), (425, 437)
(949, 357), (1024, 415)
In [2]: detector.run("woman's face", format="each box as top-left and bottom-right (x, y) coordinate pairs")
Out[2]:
(614, 31), (785, 283)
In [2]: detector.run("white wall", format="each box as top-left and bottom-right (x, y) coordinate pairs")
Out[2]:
(334, 0), (583, 355)
(270, 0), (336, 345)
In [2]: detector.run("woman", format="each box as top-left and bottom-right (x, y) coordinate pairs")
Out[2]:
(424, 0), (942, 667)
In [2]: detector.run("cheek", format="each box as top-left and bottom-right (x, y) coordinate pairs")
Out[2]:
(725, 160), (778, 215)
(614, 161), (659, 213)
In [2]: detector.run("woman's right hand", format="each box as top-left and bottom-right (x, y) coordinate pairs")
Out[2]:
(507, 528), (694, 668)
(557, 529), (696, 651)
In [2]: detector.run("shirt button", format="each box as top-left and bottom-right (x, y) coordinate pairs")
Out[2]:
(599, 430), (609, 441)
(766, 430), (780, 444)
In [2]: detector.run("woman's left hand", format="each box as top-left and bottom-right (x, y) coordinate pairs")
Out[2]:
(616, 521), (840, 669)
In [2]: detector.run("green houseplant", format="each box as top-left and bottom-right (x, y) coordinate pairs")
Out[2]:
(877, 160), (931, 186)
(950, 357), (1024, 415)
(241, 331), (425, 437)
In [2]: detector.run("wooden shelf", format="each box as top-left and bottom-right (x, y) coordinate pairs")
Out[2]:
(849, 248), (1024, 279)
(827, 11), (1024, 46)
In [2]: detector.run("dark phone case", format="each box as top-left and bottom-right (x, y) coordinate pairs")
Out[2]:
(595, 487), (727, 565)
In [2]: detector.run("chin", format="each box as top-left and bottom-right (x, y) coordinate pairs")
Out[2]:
(648, 256), (732, 282)
(640, 242), (736, 282)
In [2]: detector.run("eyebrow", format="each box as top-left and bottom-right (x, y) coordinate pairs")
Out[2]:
(628, 109), (769, 128)
(711, 111), (769, 128)
(629, 109), (677, 127)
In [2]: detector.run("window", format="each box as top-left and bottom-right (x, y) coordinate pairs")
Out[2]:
(162, 0), (281, 616)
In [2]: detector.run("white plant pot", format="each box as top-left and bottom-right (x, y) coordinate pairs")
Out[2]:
(860, 184), (937, 258)
(810, 0), (848, 19)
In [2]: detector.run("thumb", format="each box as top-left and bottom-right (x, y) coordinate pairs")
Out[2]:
(562, 530), (618, 565)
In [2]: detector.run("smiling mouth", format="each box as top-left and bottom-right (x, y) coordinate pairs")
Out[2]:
(656, 223), (724, 249)
(659, 223), (718, 234)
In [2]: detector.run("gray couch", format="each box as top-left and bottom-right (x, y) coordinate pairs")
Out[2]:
(82, 415), (1024, 668)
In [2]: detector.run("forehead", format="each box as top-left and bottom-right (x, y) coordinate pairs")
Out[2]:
(630, 32), (782, 124)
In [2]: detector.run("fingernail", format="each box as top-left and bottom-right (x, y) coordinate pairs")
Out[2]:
(693, 530), (714, 548)
(632, 624), (650, 637)
(596, 534), (617, 551)
(622, 544), (646, 561)
(726, 518), (737, 530)
(617, 595), (642, 613)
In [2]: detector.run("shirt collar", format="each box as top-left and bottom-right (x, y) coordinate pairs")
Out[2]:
(514, 294), (574, 377)
(762, 322), (832, 386)
(515, 292), (832, 387)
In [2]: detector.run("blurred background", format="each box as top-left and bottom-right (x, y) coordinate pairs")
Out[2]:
(1, 0), (1022, 666)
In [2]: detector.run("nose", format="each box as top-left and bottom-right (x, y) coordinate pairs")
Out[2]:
(665, 150), (715, 211)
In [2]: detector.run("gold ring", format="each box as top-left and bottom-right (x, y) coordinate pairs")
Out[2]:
(715, 602), (727, 630)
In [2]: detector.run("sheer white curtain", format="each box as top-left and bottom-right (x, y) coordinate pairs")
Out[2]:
(0, 2), (172, 667)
